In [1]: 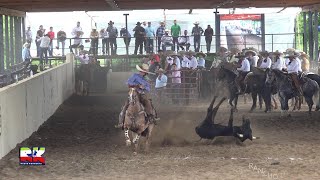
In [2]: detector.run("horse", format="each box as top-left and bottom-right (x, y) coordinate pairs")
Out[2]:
(123, 88), (155, 154)
(266, 69), (320, 115)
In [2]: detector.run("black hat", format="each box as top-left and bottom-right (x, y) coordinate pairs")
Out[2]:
(108, 21), (114, 25)
(136, 22), (141, 25)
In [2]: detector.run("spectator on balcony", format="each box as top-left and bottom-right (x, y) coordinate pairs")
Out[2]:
(156, 21), (166, 51)
(145, 22), (155, 54)
(25, 26), (32, 44)
(89, 27), (99, 56)
(192, 22), (204, 52)
(178, 30), (190, 51)
(100, 28), (109, 55)
(22, 43), (32, 66)
(120, 26), (131, 53)
(56, 29), (66, 56)
(161, 29), (173, 51)
(36, 25), (46, 57)
(107, 21), (118, 55)
(133, 22), (145, 55)
(47, 27), (55, 57)
(204, 25), (214, 53)
(38, 34), (50, 69)
(171, 20), (181, 52)
(72, 21), (82, 38)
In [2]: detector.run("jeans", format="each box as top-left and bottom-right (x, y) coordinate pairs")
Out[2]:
(172, 37), (179, 51)
(48, 41), (53, 56)
(102, 38), (109, 55)
(162, 42), (173, 51)
(146, 38), (154, 53)
(109, 37), (117, 55)
(40, 47), (48, 66)
(157, 37), (162, 51)
(36, 40), (41, 57)
(205, 37), (212, 53)
(194, 35), (201, 52)
(134, 37), (144, 55)
(179, 42), (190, 51)
(57, 40), (65, 56)
(90, 38), (98, 55)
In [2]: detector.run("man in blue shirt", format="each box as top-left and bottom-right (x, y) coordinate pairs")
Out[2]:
(145, 22), (155, 54)
(116, 63), (160, 129)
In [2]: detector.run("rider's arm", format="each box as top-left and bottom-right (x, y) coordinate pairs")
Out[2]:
(127, 74), (139, 86)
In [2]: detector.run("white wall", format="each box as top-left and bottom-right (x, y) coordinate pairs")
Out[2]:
(0, 54), (75, 160)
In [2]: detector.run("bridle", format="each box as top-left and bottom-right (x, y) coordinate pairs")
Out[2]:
(128, 88), (137, 104)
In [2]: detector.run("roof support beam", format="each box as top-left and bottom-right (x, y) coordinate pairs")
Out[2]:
(105, 0), (120, 10)
(0, 7), (25, 17)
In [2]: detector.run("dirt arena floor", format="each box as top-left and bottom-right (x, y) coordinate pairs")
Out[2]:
(0, 93), (320, 180)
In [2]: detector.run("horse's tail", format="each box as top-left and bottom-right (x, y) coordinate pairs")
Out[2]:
(315, 82), (320, 110)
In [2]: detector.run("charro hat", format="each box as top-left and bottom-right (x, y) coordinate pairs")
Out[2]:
(244, 49), (257, 56)
(259, 51), (269, 57)
(136, 64), (152, 74)
(196, 51), (207, 57)
(284, 51), (299, 58)
(272, 50), (283, 56)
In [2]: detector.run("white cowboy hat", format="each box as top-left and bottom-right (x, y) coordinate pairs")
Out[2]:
(259, 51), (269, 57)
(284, 51), (299, 58)
(244, 49), (257, 56)
(194, 21), (200, 25)
(272, 50), (283, 56)
(136, 64), (155, 75)
(178, 50), (187, 56)
(165, 29), (170, 32)
(188, 50), (196, 56)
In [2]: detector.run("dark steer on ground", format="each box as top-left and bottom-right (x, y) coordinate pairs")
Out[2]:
(195, 96), (259, 142)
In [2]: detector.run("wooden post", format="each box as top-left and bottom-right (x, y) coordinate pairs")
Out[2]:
(303, 12), (307, 53)
(261, 14), (266, 51)
(22, 17), (26, 43)
(14, 17), (20, 63)
(5, 15), (10, 69)
(215, 13), (220, 53)
(10, 16), (15, 66)
(314, 11), (319, 61)
(308, 11), (314, 61)
(0, 15), (4, 73)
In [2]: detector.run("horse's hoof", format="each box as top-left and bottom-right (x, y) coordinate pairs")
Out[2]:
(126, 140), (131, 146)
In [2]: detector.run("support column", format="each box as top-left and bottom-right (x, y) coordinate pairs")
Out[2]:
(5, 15), (10, 69)
(0, 15), (4, 73)
(215, 13), (220, 53)
(22, 17), (26, 43)
(9, 16), (14, 66)
(261, 14), (266, 51)
(308, 11), (314, 61)
(303, 12), (307, 53)
(314, 11), (319, 61)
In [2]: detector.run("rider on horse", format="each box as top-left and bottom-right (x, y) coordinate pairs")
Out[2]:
(116, 63), (160, 129)
(235, 52), (251, 94)
(283, 51), (303, 96)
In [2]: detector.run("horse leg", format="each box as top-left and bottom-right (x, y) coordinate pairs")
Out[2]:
(145, 124), (154, 153)
(250, 93), (257, 113)
(125, 129), (131, 146)
(258, 94), (263, 110)
(133, 133), (141, 154)
(272, 95), (278, 110)
(304, 96), (313, 115)
(243, 94), (247, 104)
(234, 95), (239, 112)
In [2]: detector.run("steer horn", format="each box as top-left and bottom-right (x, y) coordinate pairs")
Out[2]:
(237, 133), (244, 138)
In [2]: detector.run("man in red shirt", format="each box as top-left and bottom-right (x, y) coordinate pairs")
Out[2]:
(47, 27), (55, 57)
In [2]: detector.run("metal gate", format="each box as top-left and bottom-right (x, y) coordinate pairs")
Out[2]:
(150, 69), (201, 105)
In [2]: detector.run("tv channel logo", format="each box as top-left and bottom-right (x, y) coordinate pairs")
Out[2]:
(19, 147), (45, 165)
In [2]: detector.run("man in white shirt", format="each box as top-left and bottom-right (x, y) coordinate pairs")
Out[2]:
(155, 68), (167, 89)
(271, 50), (286, 70)
(284, 52), (303, 95)
(188, 51), (198, 69)
(245, 50), (258, 67)
(259, 51), (272, 69)
(38, 34), (51, 68)
(78, 51), (90, 64)
(169, 52), (181, 70)
(196, 52), (206, 69)
(161, 30), (173, 51)
(178, 30), (190, 51)
(181, 53), (191, 69)
(236, 53), (250, 94)
(72, 21), (82, 38)
(69, 31), (84, 55)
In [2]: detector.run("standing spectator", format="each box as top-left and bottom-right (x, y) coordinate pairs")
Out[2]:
(100, 28), (109, 55)
(47, 27), (55, 57)
(171, 20), (181, 52)
(72, 21), (82, 38)
(178, 30), (191, 51)
(120, 27), (131, 53)
(133, 22), (145, 55)
(204, 25), (214, 53)
(155, 68), (167, 101)
(25, 26), (32, 44)
(156, 21), (166, 51)
(161, 29), (173, 51)
(89, 27), (99, 55)
(22, 43), (32, 66)
(38, 34), (51, 70)
(35, 25), (45, 57)
(145, 22), (155, 54)
(171, 63), (181, 104)
(56, 29), (67, 56)
(192, 22), (204, 52)
(107, 21), (118, 55)
(142, 21), (148, 52)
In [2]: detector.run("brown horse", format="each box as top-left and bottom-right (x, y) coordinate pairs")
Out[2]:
(123, 88), (155, 154)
